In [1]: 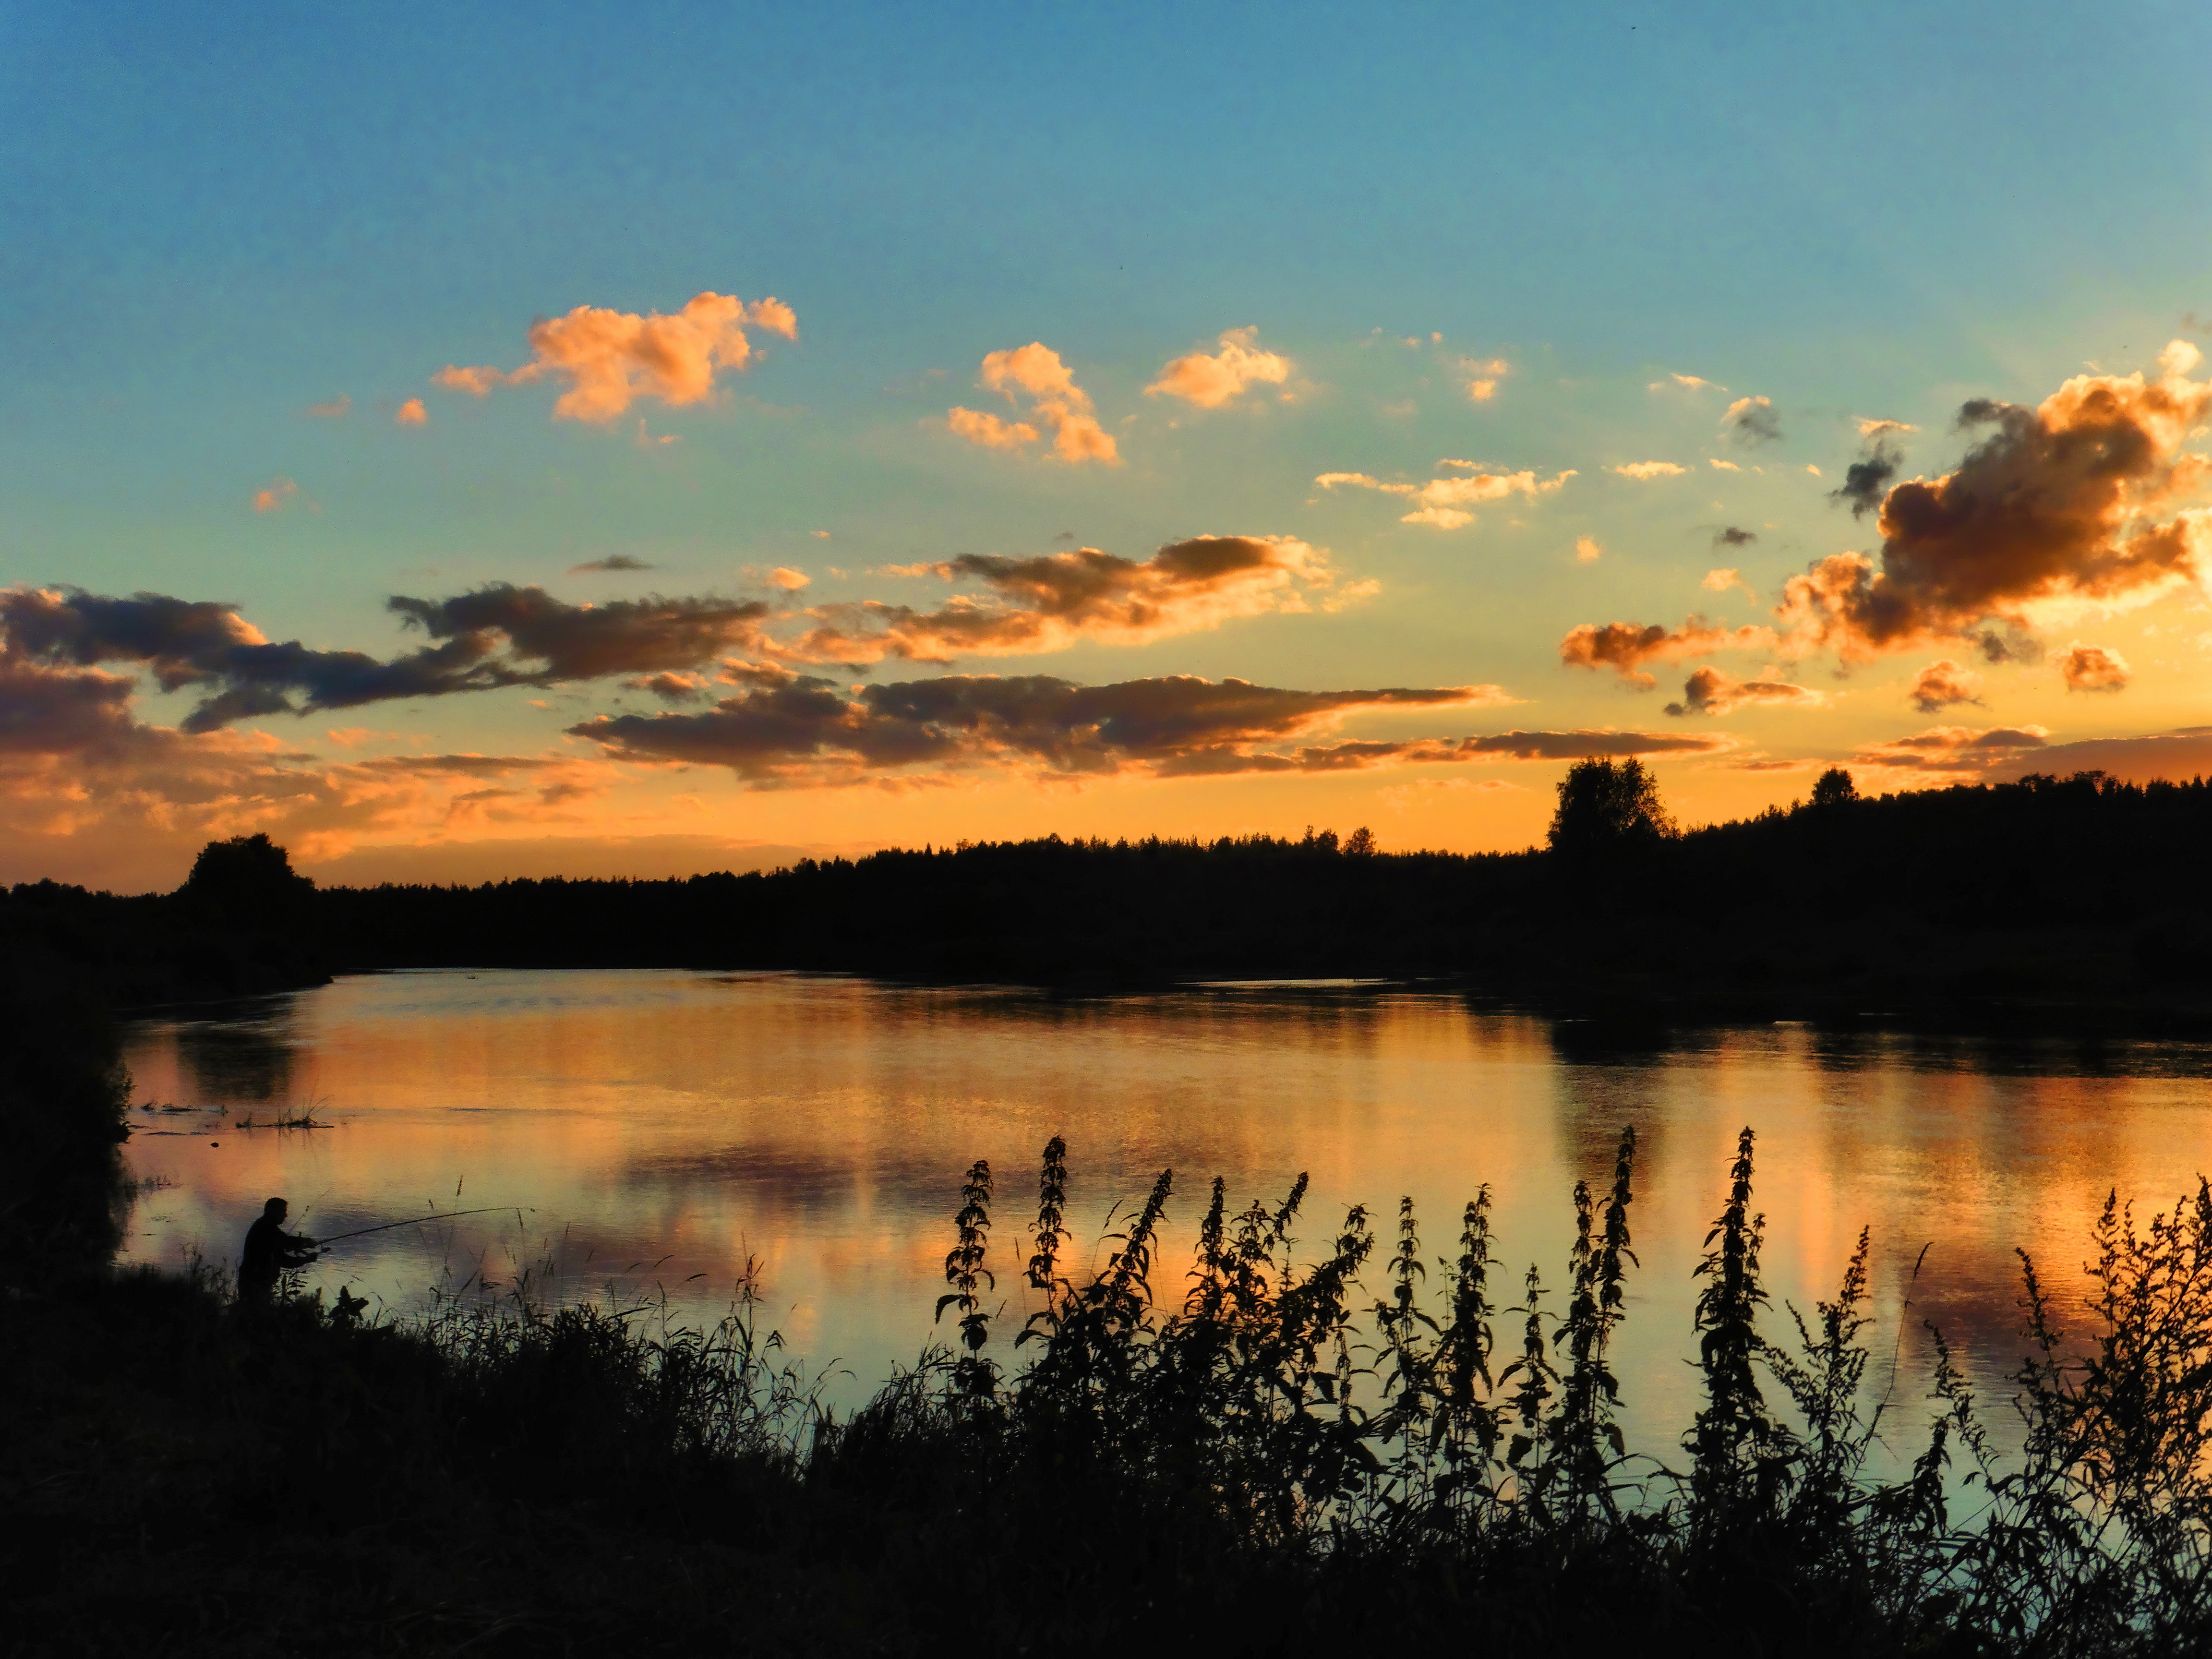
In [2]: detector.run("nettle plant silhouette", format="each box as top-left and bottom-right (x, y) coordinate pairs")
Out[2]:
(882, 1124), (2212, 1650)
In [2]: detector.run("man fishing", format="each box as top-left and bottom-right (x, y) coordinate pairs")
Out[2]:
(238, 1196), (319, 1299)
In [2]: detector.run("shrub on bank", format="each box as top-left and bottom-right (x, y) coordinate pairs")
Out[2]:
(13, 1124), (2212, 1654)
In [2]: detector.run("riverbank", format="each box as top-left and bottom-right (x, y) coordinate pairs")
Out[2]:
(14, 1127), (2212, 1656)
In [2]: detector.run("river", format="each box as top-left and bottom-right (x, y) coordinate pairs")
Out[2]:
(117, 967), (2212, 1455)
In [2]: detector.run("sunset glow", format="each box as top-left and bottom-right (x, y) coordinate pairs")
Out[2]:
(9, 7), (2212, 890)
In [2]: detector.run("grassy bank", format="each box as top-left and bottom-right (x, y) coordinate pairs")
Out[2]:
(12, 1128), (2212, 1655)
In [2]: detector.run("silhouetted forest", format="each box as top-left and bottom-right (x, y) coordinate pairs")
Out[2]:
(12, 766), (2212, 1025)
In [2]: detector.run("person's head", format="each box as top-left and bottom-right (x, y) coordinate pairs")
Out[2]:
(263, 1197), (287, 1220)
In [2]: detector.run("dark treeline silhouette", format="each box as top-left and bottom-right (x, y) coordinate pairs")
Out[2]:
(15, 769), (2212, 1023)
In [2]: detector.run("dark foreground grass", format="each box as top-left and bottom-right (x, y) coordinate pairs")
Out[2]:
(11, 1128), (2212, 1656)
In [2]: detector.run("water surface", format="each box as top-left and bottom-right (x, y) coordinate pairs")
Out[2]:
(118, 969), (2212, 1451)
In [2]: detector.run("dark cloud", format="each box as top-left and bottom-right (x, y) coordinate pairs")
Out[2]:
(0, 583), (773, 731)
(784, 536), (1346, 664)
(569, 555), (656, 574)
(1854, 724), (2051, 772)
(1725, 396), (1781, 446)
(1779, 351), (2212, 663)
(1663, 667), (1825, 717)
(1715, 526), (1757, 548)
(1559, 617), (1775, 689)
(1981, 725), (2212, 783)
(1451, 730), (1731, 760)
(1829, 434), (1904, 519)
(0, 657), (145, 757)
(569, 670), (1517, 785)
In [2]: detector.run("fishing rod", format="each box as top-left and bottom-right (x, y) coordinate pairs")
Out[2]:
(313, 1207), (533, 1247)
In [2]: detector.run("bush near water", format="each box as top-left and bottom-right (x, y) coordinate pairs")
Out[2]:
(15, 1097), (2212, 1652)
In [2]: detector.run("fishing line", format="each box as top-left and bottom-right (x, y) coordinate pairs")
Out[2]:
(313, 1207), (532, 1246)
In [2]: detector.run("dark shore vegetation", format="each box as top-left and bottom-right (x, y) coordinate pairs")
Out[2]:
(13, 1118), (2212, 1655)
(15, 766), (2212, 1030)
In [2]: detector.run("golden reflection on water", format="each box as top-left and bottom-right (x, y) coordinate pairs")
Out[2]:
(119, 970), (2212, 1444)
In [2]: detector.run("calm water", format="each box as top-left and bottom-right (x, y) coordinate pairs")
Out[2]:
(117, 969), (2212, 1451)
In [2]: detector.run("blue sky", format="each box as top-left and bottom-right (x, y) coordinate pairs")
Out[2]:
(7, 2), (2212, 887)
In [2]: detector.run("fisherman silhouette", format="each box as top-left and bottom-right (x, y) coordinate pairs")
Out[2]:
(238, 1197), (318, 1299)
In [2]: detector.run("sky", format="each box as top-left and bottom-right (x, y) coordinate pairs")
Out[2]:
(8, 0), (2212, 891)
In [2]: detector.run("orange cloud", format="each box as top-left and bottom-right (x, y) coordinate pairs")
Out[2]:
(1852, 722), (2051, 778)
(779, 535), (1361, 665)
(1611, 461), (1688, 480)
(1910, 659), (1984, 713)
(1459, 357), (1509, 402)
(2059, 642), (2131, 693)
(946, 407), (1039, 449)
(1316, 466), (1574, 530)
(251, 479), (298, 514)
(1703, 568), (1755, 600)
(433, 364), (507, 397)
(1575, 536), (1603, 564)
(433, 291), (796, 423)
(395, 398), (428, 426)
(1145, 326), (1291, 409)
(766, 567), (811, 592)
(1663, 666), (1827, 717)
(950, 342), (1119, 464)
(1558, 617), (1777, 689)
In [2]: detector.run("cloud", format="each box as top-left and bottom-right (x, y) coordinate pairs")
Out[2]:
(1830, 428), (1906, 519)
(1853, 723), (2051, 775)
(306, 395), (350, 418)
(1777, 346), (2212, 664)
(1575, 536), (1603, 563)
(623, 671), (713, 703)
(1709, 458), (1741, 472)
(1611, 461), (1688, 480)
(1145, 327), (1292, 408)
(0, 583), (777, 732)
(2059, 642), (2131, 693)
(0, 649), (621, 888)
(433, 292), (796, 423)
(949, 342), (1118, 464)
(433, 364), (506, 397)
(1724, 395), (1781, 446)
(1715, 527), (1757, 548)
(1458, 357), (1509, 403)
(1910, 659), (1984, 713)
(1702, 568), (1755, 601)
(251, 479), (298, 515)
(1558, 617), (1777, 689)
(1978, 724), (2212, 784)
(1450, 729), (1735, 760)
(1663, 666), (1827, 717)
(569, 555), (656, 575)
(776, 535), (1358, 664)
(569, 669), (1515, 786)
(946, 407), (1040, 449)
(1317, 466), (1574, 529)
(766, 567), (811, 592)
(1649, 373), (1727, 393)
(395, 397), (429, 426)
